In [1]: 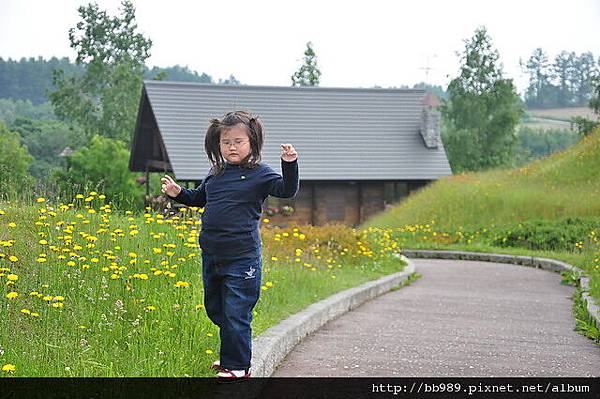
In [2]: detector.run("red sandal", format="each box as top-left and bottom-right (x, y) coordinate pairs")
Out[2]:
(216, 367), (251, 382)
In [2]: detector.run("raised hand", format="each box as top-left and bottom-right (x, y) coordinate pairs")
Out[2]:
(281, 143), (298, 162)
(161, 175), (182, 197)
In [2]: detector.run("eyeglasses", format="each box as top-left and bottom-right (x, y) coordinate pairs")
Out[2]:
(220, 140), (249, 148)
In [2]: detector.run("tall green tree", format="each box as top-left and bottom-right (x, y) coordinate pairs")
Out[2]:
(572, 52), (599, 106)
(49, 0), (151, 146)
(291, 42), (321, 86)
(522, 48), (555, 108)
(441, 27), (523, 172)
(552, 51), (577, 107)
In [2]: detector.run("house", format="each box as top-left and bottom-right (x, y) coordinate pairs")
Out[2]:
(129, 81), (452, 226)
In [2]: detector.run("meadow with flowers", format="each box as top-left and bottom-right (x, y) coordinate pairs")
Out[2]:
(0, 194), (408, 376)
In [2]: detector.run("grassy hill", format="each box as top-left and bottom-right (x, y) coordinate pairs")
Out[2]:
(364, 127), (600, 229)
(362, 127), (600, 312)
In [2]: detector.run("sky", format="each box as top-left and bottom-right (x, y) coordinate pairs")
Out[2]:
(1, 0), (599, 95)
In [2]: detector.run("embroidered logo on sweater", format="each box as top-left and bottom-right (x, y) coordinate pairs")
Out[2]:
(244, 266), (256, 279)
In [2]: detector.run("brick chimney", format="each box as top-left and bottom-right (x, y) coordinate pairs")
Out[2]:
(419, 93), (441, 149)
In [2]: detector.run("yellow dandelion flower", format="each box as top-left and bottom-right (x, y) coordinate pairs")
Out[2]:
(6, 292), (18, 299)
(145, 305), (156, 311)
(43, 295), (53, 301)
(52, 302), (64, 308)
(195, 304), (204, 310)
(66, 261), (76, 267)
(7, 274), (18, 281)
(129, 230), (139, 236)
(262, 218), (270, 223)
(7, 222), (16, 228)
(271, 256), (278, 261)
(2, 364), (16, 373)
(265, 281), (273, 287)
(39, 239), (48, 245)
(174, 281), (190, 288)
(8, 255), (18, 262)
(31, 312), (40, 317)
(261, 286), (267, 291)
(20, 309), (31, 315)
(205, 349), (213, 354)
(36, 197), (46, 203)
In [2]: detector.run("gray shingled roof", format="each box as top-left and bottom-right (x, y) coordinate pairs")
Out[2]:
(134, 80), (452, 181)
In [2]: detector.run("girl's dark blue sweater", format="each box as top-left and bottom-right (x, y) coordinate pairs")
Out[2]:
(168, 158), (299, 257)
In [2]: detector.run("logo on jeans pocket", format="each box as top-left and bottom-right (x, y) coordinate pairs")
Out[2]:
(244, 266), (256, 279)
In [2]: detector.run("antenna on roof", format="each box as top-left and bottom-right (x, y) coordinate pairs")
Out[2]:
(419, 54), (438, 83)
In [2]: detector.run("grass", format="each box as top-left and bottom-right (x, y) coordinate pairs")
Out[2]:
(0, 198), (406, 377)
(573, 287), (600, 345)
(362, 127), (600, 322)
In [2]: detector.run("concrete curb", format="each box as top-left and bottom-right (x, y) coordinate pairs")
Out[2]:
(250, 259), (416, 377)
(401, 249), (600, 334)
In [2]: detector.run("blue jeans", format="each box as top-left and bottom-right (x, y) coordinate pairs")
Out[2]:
(201, 248), (262, 371)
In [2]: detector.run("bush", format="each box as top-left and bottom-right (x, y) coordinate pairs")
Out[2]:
(488, 217), (600, 251)
(51, 134), (144, 209)
(0, 122), (34, 199)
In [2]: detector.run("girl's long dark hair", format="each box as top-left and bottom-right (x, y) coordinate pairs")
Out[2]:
(205, 110), (265, 176)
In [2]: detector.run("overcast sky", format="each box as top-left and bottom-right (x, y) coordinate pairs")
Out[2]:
(1, 0), (599, 94)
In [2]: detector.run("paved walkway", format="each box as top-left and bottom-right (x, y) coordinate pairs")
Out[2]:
(271, 259), (600, 377)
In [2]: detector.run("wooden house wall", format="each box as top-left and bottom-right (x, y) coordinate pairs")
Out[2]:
(263, 180), (430, 227)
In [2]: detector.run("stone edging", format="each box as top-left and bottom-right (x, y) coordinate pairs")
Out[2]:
(250, 259), (416, 377)
(401, 249), (600, 334)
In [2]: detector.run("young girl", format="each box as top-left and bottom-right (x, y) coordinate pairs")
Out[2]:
(161, 110), (299, 380)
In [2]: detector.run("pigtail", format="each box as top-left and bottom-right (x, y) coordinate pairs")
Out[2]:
(205, 118), (226, 175)
(246, 116), (264, 166)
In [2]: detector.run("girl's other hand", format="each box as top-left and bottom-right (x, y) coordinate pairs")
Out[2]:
(281, 143), (298, 162)
(161, 175), (182, 197)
